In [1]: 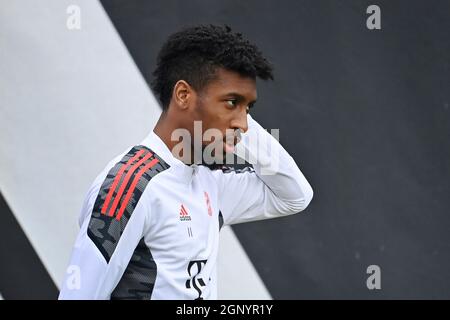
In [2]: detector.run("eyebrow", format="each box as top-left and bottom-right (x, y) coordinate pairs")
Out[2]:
(222, 92), (257, 104)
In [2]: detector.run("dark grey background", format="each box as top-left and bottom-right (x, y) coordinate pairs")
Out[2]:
(101, 0), (449, 299)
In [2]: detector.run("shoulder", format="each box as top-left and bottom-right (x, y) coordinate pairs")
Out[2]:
(85, 145), (170, 262)
(91, 145), (170, 220)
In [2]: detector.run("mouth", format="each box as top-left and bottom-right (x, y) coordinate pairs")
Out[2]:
(223, 140), (236, 154)
(223, 129), (242, 154)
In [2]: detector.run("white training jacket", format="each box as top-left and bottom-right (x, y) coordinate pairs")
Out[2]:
(59, 115), (313, 300)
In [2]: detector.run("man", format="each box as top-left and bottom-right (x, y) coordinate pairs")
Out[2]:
(59, 24), (313, 300)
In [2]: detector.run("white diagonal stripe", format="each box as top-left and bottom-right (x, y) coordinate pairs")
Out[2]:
(218, 226), (271, 299)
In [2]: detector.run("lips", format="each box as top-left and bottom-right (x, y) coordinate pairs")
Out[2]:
(224, 140), (235, 154)
(223, 129), (242, 154)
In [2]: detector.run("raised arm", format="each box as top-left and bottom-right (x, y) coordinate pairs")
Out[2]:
(215, 114), (314, 225)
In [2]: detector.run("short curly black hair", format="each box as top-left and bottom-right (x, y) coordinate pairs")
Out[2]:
(151, 24), (274, 110)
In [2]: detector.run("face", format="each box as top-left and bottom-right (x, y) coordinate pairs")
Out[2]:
(189, 68), (257, 158)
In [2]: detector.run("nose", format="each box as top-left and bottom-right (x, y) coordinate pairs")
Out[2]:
(231, 108), (249, 134)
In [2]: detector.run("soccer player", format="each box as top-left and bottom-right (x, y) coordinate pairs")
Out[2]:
(59, 25), (313, 300)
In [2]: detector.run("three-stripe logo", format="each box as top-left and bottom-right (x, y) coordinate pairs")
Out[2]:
(100, 149), (159, 221)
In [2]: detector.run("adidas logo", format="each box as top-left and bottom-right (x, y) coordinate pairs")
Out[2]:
(179, 204), (192, 222)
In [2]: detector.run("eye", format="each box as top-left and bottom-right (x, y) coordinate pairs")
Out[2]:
(226, 99), (238, 107)
(246, 102), (255, 113)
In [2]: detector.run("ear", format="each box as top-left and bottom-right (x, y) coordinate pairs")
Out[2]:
(172, 80), (194, 110)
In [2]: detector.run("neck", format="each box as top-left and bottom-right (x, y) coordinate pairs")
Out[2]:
(153, 111), (195, 165)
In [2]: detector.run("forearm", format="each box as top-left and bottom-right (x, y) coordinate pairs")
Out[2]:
(235, 115), (314, 213)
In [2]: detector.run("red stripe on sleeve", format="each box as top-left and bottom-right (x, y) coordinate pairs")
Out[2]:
(115, 158), (159, 221)
(101, 149), (146, 215)
(108, 152), (153, 217)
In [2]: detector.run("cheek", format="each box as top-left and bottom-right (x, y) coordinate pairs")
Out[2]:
(201, 113), (230, 144)
(197, 97), (232, 129)
(202, 103), (227, 126)
(210, 113), (230, 132)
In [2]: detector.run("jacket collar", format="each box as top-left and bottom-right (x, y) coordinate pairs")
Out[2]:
(140, 130), (196, 184)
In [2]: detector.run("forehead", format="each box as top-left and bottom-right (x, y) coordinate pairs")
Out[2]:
(203, 68), (257, 100)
